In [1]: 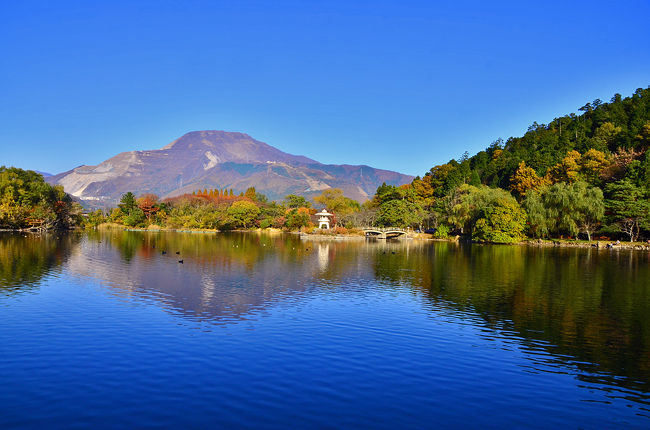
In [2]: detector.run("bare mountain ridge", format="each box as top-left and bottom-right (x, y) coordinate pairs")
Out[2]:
(162, 131), (318, 165)
(48, 131), (413, 206)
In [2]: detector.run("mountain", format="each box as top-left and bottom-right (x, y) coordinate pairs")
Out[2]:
(48, 131), (413, 206)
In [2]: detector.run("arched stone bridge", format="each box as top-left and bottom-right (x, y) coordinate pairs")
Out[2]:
(362, 227), (409, 239)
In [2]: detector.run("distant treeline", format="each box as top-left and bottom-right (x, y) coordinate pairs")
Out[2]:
(193, 188), (237, 198)
(85, 187), (361, 233)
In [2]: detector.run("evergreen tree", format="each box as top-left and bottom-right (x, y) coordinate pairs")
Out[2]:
(605, 179), (650, 242)
(118, 192), (137, 215)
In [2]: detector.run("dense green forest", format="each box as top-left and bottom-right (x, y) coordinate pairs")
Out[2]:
(0, 167), (81, 230)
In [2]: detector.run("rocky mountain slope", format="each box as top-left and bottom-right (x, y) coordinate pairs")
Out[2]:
(48, 131), (413, 206)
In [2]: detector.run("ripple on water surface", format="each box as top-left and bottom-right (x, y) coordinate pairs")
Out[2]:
(1, 232), (650, 428)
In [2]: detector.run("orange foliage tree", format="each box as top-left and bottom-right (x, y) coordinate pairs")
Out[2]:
(137, 194), (159, 222)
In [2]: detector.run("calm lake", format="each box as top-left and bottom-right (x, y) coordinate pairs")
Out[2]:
(1, 231), (650, 428)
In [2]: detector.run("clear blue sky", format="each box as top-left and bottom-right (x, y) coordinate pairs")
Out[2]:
(1, 0), (649, 176)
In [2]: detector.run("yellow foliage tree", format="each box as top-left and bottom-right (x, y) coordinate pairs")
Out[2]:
(579, 149), (610, 183)
(314, 188), (360, 216)
(545, 150), (581, 183)
(411, 177), (435, 207)
(510, 161), (549, 196)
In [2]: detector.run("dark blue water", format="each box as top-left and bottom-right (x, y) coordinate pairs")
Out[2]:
(1, 231), (649, 428)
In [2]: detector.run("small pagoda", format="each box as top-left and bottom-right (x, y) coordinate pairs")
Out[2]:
(315, 209), (333, 229)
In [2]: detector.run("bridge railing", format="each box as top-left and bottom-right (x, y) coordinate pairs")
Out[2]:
(361, 227), (408, 232)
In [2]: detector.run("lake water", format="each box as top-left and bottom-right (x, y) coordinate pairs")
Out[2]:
(1, 231), (650, 429)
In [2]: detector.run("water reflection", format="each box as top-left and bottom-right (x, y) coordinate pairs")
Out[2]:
(0, 233), (78, 295)
(372, 242), (650, 399)
(2, 231), (650, 407)
(72, 232), (650, 391)
(68, 231), (388, 323)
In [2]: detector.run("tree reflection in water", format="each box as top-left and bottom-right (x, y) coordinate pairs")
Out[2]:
(3, 230), (650, 402)
(372, 242), (650, 397)
(0, 233), (78, 296)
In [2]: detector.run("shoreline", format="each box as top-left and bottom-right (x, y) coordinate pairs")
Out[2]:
(520, 238), (650, 252)
(8, 225), (650, 251)
(299, 233), (366, 241)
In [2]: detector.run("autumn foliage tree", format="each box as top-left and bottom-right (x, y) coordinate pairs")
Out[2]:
(137, 194), (159, 222)
(546, 150), (582, 184)
(579, 149), (611, 184)
(510, 161), (549, 197)
(285, 207), (312, 230)
(244, 187), (256, 200)
(314, 188), (360, 217)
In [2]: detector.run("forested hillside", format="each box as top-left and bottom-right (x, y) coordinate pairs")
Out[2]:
(428, 87), (650, 193)
(370, 87), (650, 242)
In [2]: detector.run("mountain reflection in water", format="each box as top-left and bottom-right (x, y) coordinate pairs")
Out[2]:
(1, 231), (650, 427)
(70, 232), (650, 390)
(67, 231), (379, 323)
